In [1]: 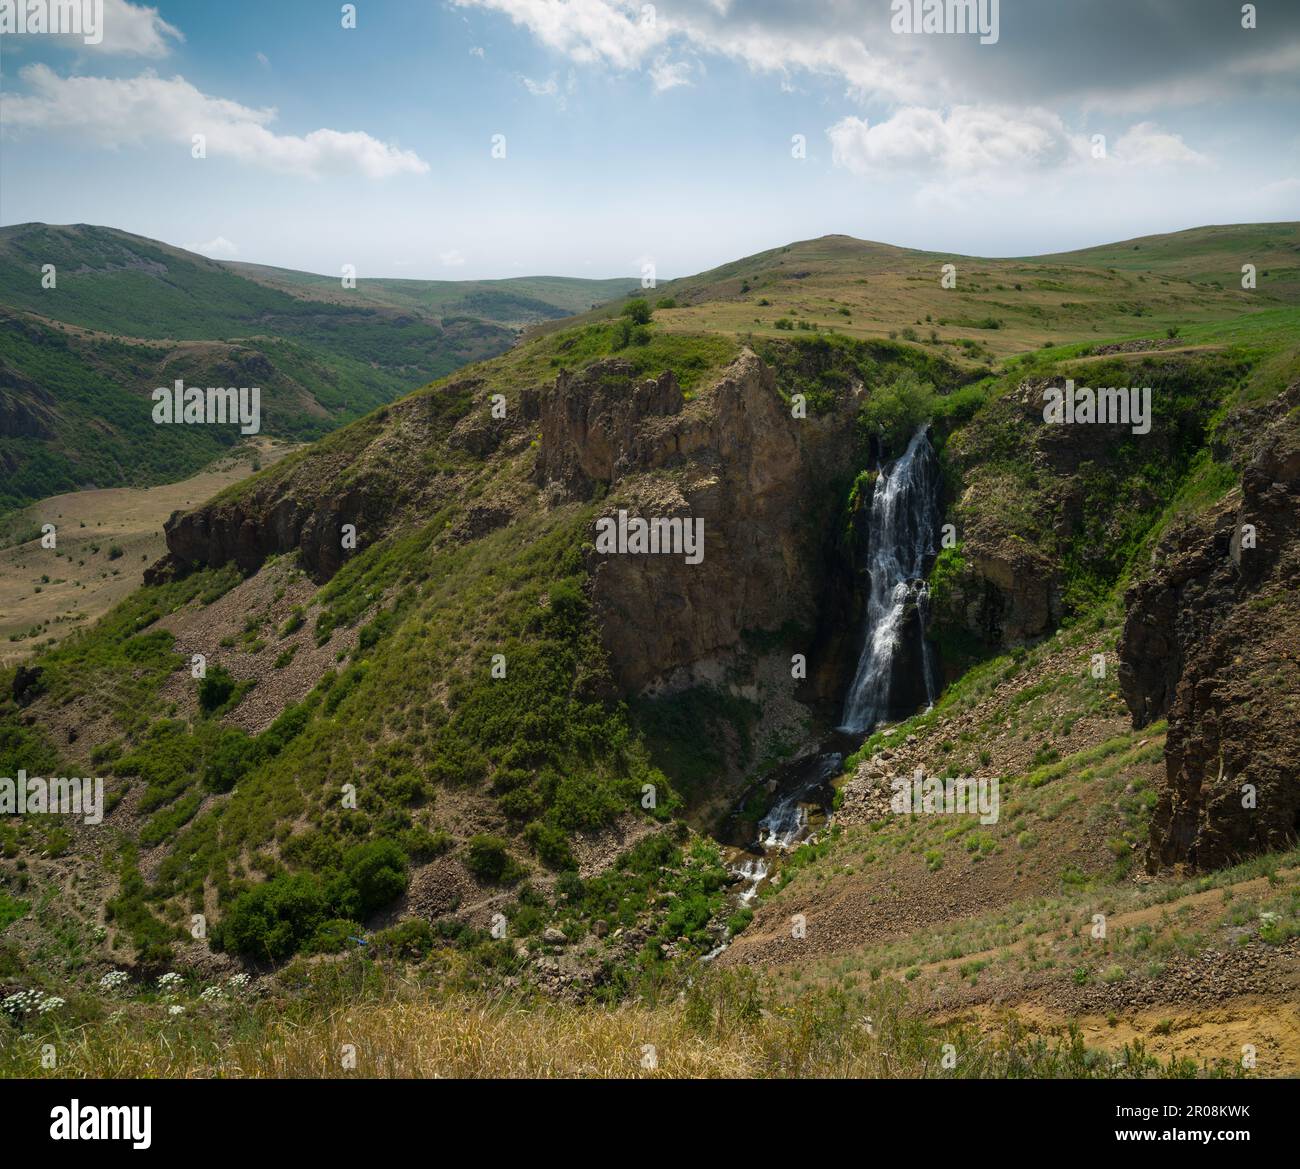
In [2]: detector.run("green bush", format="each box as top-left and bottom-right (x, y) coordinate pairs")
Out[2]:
(213, 873), (329, 962)
(329, 840), (409, 920)
(203, 728), (255, 793)
(305, 918), (363, 955)
(215, 840), (408, 960)
(524, 820), (575, 870)
(372, 918), (434, 961)
(859, 369), (936, 452)
(198, 666), (237, 714)
(622, 298), (652, 325)
(465, 834), (512, 882)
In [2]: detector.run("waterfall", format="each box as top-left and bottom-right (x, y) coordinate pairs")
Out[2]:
(838, 424), (942, 735)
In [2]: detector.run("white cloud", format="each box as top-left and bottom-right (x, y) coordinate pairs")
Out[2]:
(519, 70), (577, 107)
(828, 108), (1209, 177)
(187, 235), (239, 259)
(453, 0), (921, 102)
(0, 65), (430, 179)
(521, 75), (559, 97)
(459, 0), (659, 70)
(828, 107), (1075, 175)
(1111, 122), (1208, 167)
(255, 51), (270, 69)
(101, 0), (183, 55)
(440, 249), (467, 266)
(470, 45), (485, 57)
(649, 56), (692, 92)
(38, 0), (184, 57)
(453, 0), (1300, 114)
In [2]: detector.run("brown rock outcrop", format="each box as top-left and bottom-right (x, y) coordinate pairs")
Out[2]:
(1119, 384), (1300, 870)
(535, 350), (863, 693)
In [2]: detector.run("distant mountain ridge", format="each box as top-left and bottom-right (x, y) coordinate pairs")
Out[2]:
(0, 224), (631, 516)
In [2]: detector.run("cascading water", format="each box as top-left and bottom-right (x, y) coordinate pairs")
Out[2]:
(838, 424), (942, 735)
(710, 425), (941, 958)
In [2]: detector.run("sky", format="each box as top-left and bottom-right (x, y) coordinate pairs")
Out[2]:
(1, 0), (1298, 280)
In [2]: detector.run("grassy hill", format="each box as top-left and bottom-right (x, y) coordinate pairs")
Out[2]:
(229, 262), (635, 326)
(538, 222), (1300, 365)
(1, 222), (1297, 1078)
(0, 224), (628, 516)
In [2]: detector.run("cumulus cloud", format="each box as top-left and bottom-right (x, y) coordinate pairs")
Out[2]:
(828, 108), (1208, 177)
(453, 0), (921, 102)
(452, 0), (1300, 113)
(458, 0), (659, 70)
(828, 107), (1077, 175)
(186, 235), (239, 259)
(99, 0), (182, 55)
(28, 0), (184, 56)
(1111, 122), (1208, 167)
(0, 65), (429, 179)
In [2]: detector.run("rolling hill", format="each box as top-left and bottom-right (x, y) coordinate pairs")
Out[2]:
(0, 222), (1297, 1078)
(0, 224), (631, 516)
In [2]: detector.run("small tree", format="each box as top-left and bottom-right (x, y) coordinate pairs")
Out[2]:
(622, 298), (652, 326)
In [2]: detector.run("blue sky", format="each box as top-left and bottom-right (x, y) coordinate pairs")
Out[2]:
(2, 0), (1298, 280)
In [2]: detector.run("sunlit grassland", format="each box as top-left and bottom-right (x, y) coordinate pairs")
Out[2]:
(0, 961), (1254, 1080)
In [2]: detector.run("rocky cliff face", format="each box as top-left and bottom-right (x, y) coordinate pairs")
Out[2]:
(150, 350), (866, 710)
(933, 365), (1229, 660)
(536, 351), (863, 695)
(1119, 383), (1300, 871)
(147, 374), (508, 583)
(0, 373), (58, 440)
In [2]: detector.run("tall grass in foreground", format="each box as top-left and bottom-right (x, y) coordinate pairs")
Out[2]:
(0, 965), (1244, 1079)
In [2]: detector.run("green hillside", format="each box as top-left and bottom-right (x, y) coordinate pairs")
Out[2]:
(230, 262), (635, 326)
(0, 225), (628, 516)
(1, 222), (1297, 1078)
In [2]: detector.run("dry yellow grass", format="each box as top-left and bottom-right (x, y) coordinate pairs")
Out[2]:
(0, 970), (1262, 1080)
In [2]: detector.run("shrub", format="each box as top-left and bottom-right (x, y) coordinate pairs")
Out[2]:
(621, 298), (652, 325)
(465, 834), (512, 882)
(330, 840), (409, 920)
(372, 919), (434, 961)
(214, 873), (329, 961)
(198, 666), (237, 714)
(305, 918), (363, 955)
(859, 369), (936, 452)
(524, 820), (575, 870)
(203, 728), (254, 793)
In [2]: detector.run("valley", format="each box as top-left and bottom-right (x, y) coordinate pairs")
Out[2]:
(0, 224), (630, 518)
(1, 222), (1297, 1080)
